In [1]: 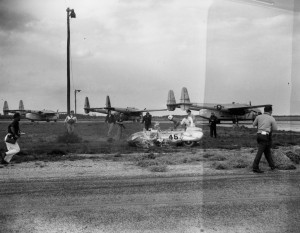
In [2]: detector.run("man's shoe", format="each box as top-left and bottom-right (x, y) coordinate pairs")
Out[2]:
(253, 169), (264, 173)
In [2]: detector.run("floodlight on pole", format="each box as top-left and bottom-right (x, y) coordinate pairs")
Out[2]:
(66, 7), (76, 115)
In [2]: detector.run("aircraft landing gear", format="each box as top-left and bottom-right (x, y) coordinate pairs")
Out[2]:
(233, 116), (239, 127)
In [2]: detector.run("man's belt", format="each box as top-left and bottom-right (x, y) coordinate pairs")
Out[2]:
(258, 131), (269, 135)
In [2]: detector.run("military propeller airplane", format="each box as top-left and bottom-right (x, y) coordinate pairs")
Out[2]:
(167, 87), (272, 124)
(84, 96), (167, 122)
(3, 100), (61, 122)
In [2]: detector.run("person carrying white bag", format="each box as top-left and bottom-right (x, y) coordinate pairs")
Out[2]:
(1, 112), (23, 165)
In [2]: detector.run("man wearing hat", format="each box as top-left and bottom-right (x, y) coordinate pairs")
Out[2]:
(1, 112), (22, 165)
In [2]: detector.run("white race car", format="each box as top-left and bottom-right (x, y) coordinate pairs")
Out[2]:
(127, 126), (204, 148)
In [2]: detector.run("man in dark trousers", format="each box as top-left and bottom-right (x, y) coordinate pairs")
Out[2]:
(252, 105), (277, 173)
(142, 112), (152, 131)
(1, 113), (22, 165)
(209, 112), (218, 138)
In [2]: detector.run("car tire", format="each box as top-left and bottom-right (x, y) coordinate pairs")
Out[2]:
(183, 141), (195, 147)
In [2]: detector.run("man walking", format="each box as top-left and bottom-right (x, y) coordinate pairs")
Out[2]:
(209, 112), (218, 138)
(252, 105), (277, 173)
(1, 113), (22, 165)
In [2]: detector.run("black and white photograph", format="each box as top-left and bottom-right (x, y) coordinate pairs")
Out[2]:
(1, 0), (300, 232)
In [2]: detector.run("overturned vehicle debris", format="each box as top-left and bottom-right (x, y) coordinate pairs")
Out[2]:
(127, 126), (204, 148)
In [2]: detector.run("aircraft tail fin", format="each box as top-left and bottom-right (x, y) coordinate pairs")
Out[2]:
(84, 97), (90, 114)
(19, 100), (24, 111)
(179, 87), (191, 110)
(3, 101), (9, 115)
(106, 96), (111, 108)
(167, 90), (177, 111)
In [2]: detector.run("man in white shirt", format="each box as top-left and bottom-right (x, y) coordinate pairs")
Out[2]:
(186, 110), (196, 127)
(252, 105), (277, 173)
(65, 110), (77, 134)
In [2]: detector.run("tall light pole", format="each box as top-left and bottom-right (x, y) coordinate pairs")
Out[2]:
(74, 89), (81, 114)
(66, 8), (76, 115)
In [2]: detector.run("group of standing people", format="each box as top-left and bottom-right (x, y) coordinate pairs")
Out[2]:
(105, 111), (125, 141)
(1, 106), (278, 173)
(166, 106), (278, 174)
(207, 106), (278, 174)
(64, 110), (127, 142)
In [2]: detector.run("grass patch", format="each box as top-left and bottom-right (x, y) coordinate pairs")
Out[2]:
(47, 149), (67, 156)
(277, 164), (297, 170)
(285, 151), (300, 164)
(203, 153), (214, 159)
(136, 159), (160, 168)
(148, 165), (167, 172)
(57, 132), (82, 143)
(0, 121), (299, 166)
(207, 155), (227, 161)
(232, 159), (249, 168)
(212, 162), (228, 170)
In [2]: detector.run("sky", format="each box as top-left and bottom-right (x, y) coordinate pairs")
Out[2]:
(0, 0), (299, 116)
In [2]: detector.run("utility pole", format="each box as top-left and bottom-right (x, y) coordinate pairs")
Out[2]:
(66, 8), (76, 115)
(74, 89), (81, 114)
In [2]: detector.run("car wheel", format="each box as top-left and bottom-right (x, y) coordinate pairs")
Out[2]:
(183, 141), (195, 147)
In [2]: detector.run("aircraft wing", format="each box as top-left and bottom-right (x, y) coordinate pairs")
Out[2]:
(143, 108), (168, 112)
(226, 104), (272, 111)
(109, 107), (167, 113)
(4, 109), (27, 115)
(186, 103), (272, 113)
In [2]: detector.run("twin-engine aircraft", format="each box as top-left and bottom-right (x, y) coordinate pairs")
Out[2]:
(167, 87), (272, 124)
(84, 96), (166, 122)
(3, 100), (60, 122)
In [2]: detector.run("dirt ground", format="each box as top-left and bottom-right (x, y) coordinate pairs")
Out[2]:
(1, 148), (300, 233)
(1, 147), (299, 181)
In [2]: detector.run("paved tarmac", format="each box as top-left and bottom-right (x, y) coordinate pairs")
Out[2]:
(1, 171), (300, 233)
